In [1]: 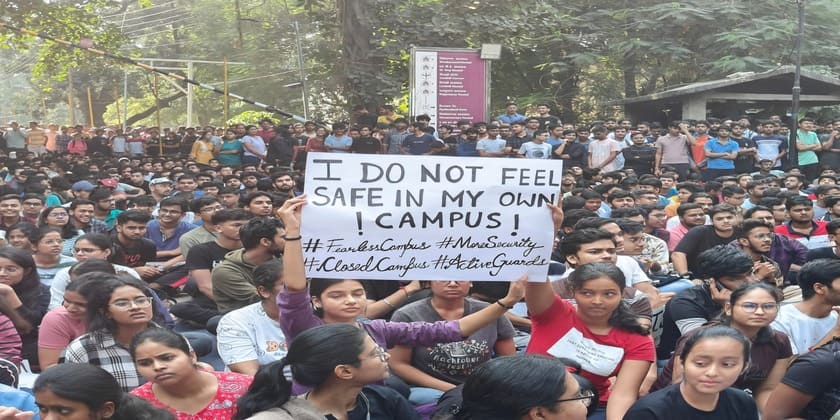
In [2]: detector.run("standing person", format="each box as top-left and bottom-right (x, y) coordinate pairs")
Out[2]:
(241, 125), (267, 167)
(216, 128), (243, 168)
(651, 283), (791, 414)
(0, 247), (50, 371)
(753, 120), (787, 168)
(234, 323), (419, 420)
(67, 132), (88, 155)
(518, 130), (553, 159)
(796, 117), (822, 181)
(689, 120), (712, 172)
(60, 275), (157, 391)
(655, 121), (696, 179)
(26, 121), (47, 156)
(624, 326), (758, 420)
(2, 121), (27, 154)
(323, 124), (353, 153)
(110, 127), (128, 157)
(588, 126), (621, 171)
(401, 122), (437, 155)
(730, 123), (759, 174)
(622, 132), (658, 176)
(702, 125), (739, 181)
(53, 125), (71, 154)
(130, 328), (253, 420)
(190, 131), (216, 166)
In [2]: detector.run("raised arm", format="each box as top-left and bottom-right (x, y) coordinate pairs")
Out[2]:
(276, 196), (307, 292)
(527, 201), (564, 316)
(456, 276), (525, 336)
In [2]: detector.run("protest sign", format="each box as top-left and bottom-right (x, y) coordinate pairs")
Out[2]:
(301, 153), (561, 281)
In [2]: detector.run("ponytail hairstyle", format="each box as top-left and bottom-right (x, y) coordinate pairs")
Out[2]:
(567, 262), (649, 335)
(234, 323), (368, 419)
(309, 278), (366, 318)
(718, 282), (781, 345)
(74, 233), (121, 264)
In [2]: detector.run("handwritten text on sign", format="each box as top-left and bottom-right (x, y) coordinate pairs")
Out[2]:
(301, 153), (561, 281)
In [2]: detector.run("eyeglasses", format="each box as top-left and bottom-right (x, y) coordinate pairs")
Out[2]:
(200, 206), (224, 213)
(74, 247), (103, 255)
(738, 302), (778, 313)
(49, 213), (69, 218)
(556, 390), (595, 407)
(365, 345), (389, 363)
(110, 296), (153, 310)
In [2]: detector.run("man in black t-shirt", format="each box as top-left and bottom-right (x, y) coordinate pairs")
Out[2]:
(765, 338), (840, 420)
(350, 126), (382, 154)
(658, 245), (757, 360)
(171, 209), (250, 328)
(672, 204), (738, 275)
(113, 210), (157, 278)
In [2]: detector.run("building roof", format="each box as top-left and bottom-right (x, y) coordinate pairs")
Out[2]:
(607, 66), (840, 105)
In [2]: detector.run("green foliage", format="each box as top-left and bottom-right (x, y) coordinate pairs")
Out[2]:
(227, 111), (283, 127)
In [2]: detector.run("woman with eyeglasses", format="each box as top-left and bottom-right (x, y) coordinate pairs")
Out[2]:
(649, 283), (791, 415)
(47, 233), (140, 310)
(37, 274), (97, 369)
(448, 355), (590, 420)
(38, 205), (84, 256)
(130, 328), (252, 420)
(625, 326), (758, 419)
(0, 247), (49, 371)
(60, 275), (157, 391)
(31, 227), (77, 287)
(234, 323), (419, 420)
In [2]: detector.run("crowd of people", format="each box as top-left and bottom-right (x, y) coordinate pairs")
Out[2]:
(1, 102), (840, 420)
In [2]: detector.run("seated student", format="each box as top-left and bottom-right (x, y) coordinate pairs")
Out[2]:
(651, 283), (791, 414)
(4, 222), (36, 251)
(31, 227), (77, 287)
(0, 248), (50, 372)
(130, 328), (252, 419)
(216, 260), (288, 375)
(672, 204), (739, 276)
(765, 340), (840, 419)
(527, 258), (654, 418)
(143, 197), (196, 293)
(658, 246), (758, 363)
(447, 355), (590, 420)
(774, 196), (830, 250)
(38, 275), (97, 370)
(234, 323), (420, 420)
(771, 259), (840, 354)
(0, 313), (22, 368)
(31, 363), (175, 420)
(0, 382), (38, 414)
(48, 233), (141, 309)
(807, 219), (840, 261)
(625, 326), (759, 420)
(388, 279), (516, 405)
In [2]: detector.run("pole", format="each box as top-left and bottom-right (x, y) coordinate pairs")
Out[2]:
(154, 73), (163, 155)
(114, 86), (122, 127)
(68, 72), (75, 126)
(223, 56), (229, 127)
(789, 0), (804, 169)
(87, 87), (95, 127)
(186, 61), (194, 127)
(122, 70), (129, 131)
(293, 20), (310, 120)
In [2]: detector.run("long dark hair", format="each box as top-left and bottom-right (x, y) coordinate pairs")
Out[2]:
(234, 323), (368, 419)
(74, 233), (121, 264)
(81, 275), (155, 334)
(0, 247), (41, 304)
(567, 262), (649, 335)
(456, 355), (571, 419)
(309, 278), (365, 318)
(38, 206), (78, 239)
(717, 282), (781, 345)
(679, 325), (751, 368)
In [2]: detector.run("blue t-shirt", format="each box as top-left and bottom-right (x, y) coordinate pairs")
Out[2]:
(144, 220), (197, 255)
(324, 134), (353, 153)
(705, 138), (740, 169)
(401, 134), (436, 155)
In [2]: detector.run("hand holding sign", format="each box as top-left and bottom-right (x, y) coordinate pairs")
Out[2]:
(301, 153), (560, 281)
(277, 195), (306, 233)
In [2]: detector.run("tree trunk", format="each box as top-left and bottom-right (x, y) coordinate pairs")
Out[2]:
(338, 0), (380, 104)
(125, 91), (186, 126)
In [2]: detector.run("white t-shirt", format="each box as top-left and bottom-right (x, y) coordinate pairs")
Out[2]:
(475, 138), (507, 154)
(771, 304), (837, 354)
(519, 142), (553, 159)
(216, 301), (288, 368)
(49, 264), (141, 310)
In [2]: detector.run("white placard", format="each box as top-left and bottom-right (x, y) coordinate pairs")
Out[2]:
(301, 153), (561, 281)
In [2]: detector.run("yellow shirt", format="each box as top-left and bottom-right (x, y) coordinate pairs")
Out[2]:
(190, 140), (215, 165)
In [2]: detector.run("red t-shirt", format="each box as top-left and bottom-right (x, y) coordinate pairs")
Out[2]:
(526, 295), (655, 404)
(131, 371), (252, 420)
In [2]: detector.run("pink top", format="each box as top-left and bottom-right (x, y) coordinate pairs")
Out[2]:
(0, 314), (21, 364)
(67, 139), (87, 155)
(131, 371), (253, 420)
(38, 306), (86, 349)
